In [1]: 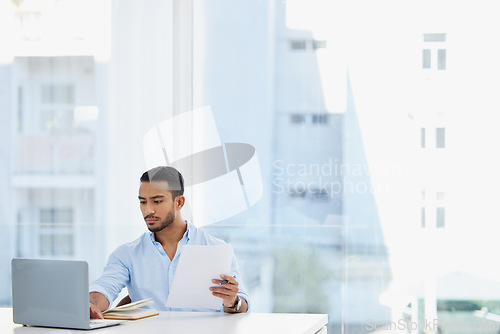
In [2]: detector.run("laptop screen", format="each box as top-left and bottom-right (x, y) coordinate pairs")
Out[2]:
(11, 258), (90, 329)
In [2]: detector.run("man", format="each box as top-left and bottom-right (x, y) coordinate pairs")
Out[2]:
(89, 166), (249, 318)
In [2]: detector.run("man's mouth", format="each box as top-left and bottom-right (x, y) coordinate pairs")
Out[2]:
(145, 216), (159, 224)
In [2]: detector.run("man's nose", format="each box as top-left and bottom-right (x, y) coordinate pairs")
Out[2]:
(144, 203), (155, 215)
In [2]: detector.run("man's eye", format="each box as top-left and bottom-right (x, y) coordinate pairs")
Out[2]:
(154, 200), (162, 204)
(140, 201), (146, 204)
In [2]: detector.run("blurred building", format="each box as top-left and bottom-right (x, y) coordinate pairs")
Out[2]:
(5, 1), (500, 334)
(0, 0), (111, 305)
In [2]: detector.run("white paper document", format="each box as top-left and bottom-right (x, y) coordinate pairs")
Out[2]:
(165, 244), (234, 310)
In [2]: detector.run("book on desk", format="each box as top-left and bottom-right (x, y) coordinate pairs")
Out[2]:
(103, 298), (159, 320)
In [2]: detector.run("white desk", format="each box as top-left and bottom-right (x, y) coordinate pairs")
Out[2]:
(0, 308), (328, 334)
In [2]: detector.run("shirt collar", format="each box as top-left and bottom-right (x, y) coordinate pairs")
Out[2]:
(148, 220), (192, 244)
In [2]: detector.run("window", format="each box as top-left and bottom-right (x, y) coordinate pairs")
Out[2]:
(39, 84), (75, 133)
(310, 187), (329, 200)
(312, 114), (328, 125)
(437, 49), (447, 70)
(423, 33), (446, 42)
(436, 128), (446, 148)
(436, 207), (445, 228)
(39, 208), (74, 257)
(289, 39), (327, 51)
(421, 207), (426, 228)
(290, 40), (307, 50)
(290, 114), (306, 124)
(422, 33), (447, 71)
(422, 49), (431, 69)
(17, 87), (23, 132)
(41, 85), (74, 104)
(312, 40), (327, 50)
(3, 2), (500, 333)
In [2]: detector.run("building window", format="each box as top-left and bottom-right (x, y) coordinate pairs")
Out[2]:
(290, 39), (327, 51)
(17, 86), (24, 132)
(423, 33), (446, 42)
(289, 185), (306, 198)
(421, 128), (426, 148)
(290, 114), (306, 124)
(313, 40), (327, 50)
(422, 33), (447, 71)
(437, 49), (446, 70)
(39, 208), (74, 257)
(310, 187), (329, 200)
(436, 128), (446, 148)
(40, 84), (75, 133)
(41, 85), (74, 104)
(421, 207), (426, 228)
(436, 207), (445, 228)
(422, 49), (431, 69)
(290, 40), (307, 50)
(312, 114), (328, 125)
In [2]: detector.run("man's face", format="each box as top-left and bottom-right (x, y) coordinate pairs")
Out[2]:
(138, 181), (176, 233)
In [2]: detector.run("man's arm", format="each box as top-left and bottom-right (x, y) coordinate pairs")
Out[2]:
(88, 246), (131, 319)
(89, 292), (110, 319)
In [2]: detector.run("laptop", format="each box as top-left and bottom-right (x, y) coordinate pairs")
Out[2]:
(11, 258), (123, 330)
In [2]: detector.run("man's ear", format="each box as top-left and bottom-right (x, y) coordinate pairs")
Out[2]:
(175, 195), (185, 210)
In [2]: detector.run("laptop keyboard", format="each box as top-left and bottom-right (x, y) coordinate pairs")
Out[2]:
(89, 319), (123, 328)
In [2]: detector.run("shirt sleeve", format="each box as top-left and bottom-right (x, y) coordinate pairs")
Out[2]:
(89, 245), (131, 309)
(230, 254), (251, 312)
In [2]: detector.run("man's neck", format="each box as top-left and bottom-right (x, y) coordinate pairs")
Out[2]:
(153, 218), (187, 247)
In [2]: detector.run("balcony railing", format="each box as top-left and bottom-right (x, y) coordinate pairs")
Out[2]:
(15, 133), (94, 174)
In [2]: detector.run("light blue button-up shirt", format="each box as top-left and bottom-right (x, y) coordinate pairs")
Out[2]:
(89, 222), (250, 312)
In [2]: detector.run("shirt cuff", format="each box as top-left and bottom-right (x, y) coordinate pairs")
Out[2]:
(89, 284), (114, 311)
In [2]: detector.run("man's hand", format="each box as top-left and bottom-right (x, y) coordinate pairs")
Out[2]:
(89, 302), (104, 319)
(89, 292), (109, 319)
(210, 274), (248, 313)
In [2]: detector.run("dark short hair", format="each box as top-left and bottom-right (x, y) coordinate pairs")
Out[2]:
(140, 166), (184, 199)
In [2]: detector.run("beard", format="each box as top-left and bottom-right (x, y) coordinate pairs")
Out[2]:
(145, 211), (175, 233)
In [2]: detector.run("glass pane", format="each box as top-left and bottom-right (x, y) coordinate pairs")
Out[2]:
(423, 33), (446, 42)
(436, 207), (445, 228)
(423, 49), (431, 69)
(2, 0), (105, 306)
(39, 109), (74, 133)
(290, 40), (307, 50)
(39, 234), (74, 256)
(194, 1), (376, 332)
(421, 207), (426, 228)
(438, 49), (447, 70)
(17, 87), (23, 132)
(436, 128), (446, 148)
(40, 208), (73, 225)
(312, 114), (328, 124)
(2, 1), (500, 333)
(313, 40), (327, 50)
(290, 114), (306, 124)
(41, 85), (74, 104)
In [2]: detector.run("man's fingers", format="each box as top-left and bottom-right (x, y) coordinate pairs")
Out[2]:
(211, 291), (237, 306)
(90, 310), (103, 319)
(211, 291), (232, 298)
(210, 275), (238, 306)
(220, 274), (237, 284)
(210, 285), (237, 295)
(212, 275), (239, 289)
(89, 303), (104, 319)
